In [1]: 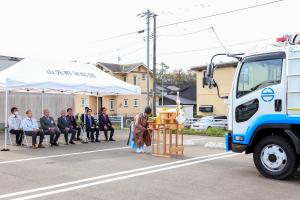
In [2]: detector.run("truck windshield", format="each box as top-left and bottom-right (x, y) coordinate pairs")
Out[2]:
(237, 58), (283, 98)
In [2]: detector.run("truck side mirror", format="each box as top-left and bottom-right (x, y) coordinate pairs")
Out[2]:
(202, 63), (214, 88)
(206, 63), (214, 77)
(206, 63), (215, 89)
(202, 72), (209, 88)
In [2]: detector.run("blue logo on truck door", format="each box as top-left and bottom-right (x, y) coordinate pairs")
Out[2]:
(261, 88), (275, 102)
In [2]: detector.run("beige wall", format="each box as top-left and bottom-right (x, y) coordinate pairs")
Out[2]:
(74, 95), (87, 115)
(102, 95), (117, 115)
(196, 66), (236, 116)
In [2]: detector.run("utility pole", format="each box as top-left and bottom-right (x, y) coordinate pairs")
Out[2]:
(146, 9), (151, 107)
(161, 69), (164, 106)
(117, 48), (121, 64)
(152, 14), (157, 116)
(138, 9), (152, 107)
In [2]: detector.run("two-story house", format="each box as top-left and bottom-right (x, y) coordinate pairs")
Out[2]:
(93, 62), (155, 117)
(191, 62), (238, 116)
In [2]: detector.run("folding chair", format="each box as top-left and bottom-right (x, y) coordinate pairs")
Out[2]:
(43, 134), (50, 145)
(22, 133), (30, 147)
(7, 130), (13, 145)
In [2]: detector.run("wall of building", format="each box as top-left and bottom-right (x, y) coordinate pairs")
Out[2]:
(196, 66), (236, 116)
(0, 92), (74, 124)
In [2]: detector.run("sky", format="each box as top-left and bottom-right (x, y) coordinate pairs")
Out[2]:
(0, 0), (300, 70)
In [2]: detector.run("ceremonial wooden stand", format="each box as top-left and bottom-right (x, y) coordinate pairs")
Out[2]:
(148, 111), (184, 158)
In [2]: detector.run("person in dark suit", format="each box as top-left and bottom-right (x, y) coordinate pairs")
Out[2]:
(67, 108), (81, 141)
(99, 107), (115, 141)
(40, 109), (61, 146)
(85, 109), (100, 143)
(80, 107), (89, 125)
(57, 110), (76, 145)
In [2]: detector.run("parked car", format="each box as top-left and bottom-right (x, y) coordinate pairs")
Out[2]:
(191, 115), (228, 131)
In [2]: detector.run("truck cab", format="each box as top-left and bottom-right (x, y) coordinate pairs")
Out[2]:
(205, 35), (300, 179)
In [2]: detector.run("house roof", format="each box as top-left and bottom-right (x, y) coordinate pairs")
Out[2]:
(190, 61), (238, 71)
(156, 85), (166, 91)
(0, 55), (23, 71)
(97, 62), (152, 74)
(180, 83), (196, 101)
(164, 94), (196, 105)
(166, 85), (180, 92)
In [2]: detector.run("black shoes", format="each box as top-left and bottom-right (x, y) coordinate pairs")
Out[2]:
(51, 143), (59, 147)
(69, 141), (76, 144)
(109, 138), (116, 141)
(95, 139), (101, 143)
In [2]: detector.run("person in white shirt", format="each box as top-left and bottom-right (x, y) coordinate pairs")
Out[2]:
(8, 107), (23, 146)
(21, 109), (45, 149)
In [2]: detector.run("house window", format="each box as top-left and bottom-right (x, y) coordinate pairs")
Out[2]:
(142, 74), (146, 80)
(123, 76), (127, 82)
(124, 99), (128, 107)
(134, 99), (138, 107)
(133, 76), (137, 85)
(81, 98), (85, 107)
(81, 97), (88, 107)
(109, 99), (115, 110)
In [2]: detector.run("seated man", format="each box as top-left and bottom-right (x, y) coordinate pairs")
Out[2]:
(21, 109), (45, 149)
(8, 107), (23, 146)
(67, 108), (81, 141)
(57, 110), (76, 145)
(85, 109), (100, 143)
(99, 107), (115, 141)
(80, 107), (89, 138)
(40, 109), (61, 146)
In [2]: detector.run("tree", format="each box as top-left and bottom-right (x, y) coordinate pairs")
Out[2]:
(156, 62), (196, 88)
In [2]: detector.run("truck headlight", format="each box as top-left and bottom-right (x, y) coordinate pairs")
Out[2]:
(234, 136), (244, 141)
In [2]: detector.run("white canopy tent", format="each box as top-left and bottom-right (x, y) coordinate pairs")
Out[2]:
(0, 58), (141, 150)
(0, 58), (140, 94)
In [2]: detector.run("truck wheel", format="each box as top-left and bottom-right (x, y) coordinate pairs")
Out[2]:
(253, 136), (297, 180)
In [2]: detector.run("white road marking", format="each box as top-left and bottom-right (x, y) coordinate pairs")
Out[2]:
(12, 153), (240, 200)
(0, 146), (129, 165)
(191, 138), (207, 141)
(0, 152), (229, 199)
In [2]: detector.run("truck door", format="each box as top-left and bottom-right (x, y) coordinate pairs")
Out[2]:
(231, 52), (286, 144)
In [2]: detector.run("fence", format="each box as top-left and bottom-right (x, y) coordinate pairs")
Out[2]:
(108, 115), (124, 129)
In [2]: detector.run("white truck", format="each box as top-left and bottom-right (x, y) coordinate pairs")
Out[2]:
(204, 34), (300, 179)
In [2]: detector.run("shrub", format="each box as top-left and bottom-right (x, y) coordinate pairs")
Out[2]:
(183, 127), (226, 137)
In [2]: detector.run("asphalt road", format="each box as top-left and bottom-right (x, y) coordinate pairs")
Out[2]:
(0, 131), (299, 200)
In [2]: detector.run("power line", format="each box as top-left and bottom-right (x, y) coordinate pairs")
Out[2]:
(90, 30), (144, 44)
(114, 37), (275, 63)
(210, 27), (230, 54)
(157, 37), (275, 55)
(89, 0), (286, 44)
(157, 0), (286, 29)
(158, 27), (211, 37)
(101, 46), (145, 62)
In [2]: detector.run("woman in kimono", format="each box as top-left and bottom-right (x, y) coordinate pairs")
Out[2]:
(128, 106), (151, 153)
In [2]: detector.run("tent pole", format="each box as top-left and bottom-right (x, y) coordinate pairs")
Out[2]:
(140, 93), (142, 114)
(82, 93), (88, 144)
(1, 89), (10, 151)
(41, 89), (44, 114)
(96, 92), (99, 121)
